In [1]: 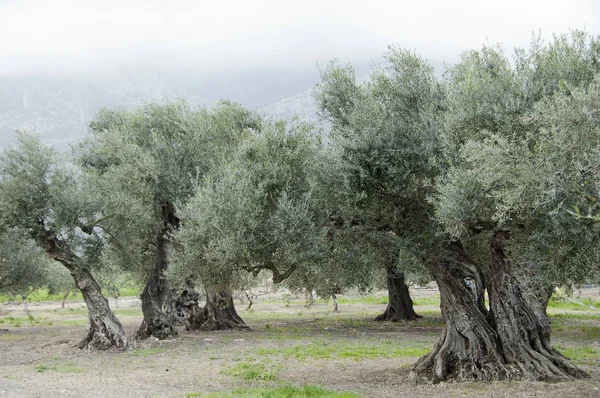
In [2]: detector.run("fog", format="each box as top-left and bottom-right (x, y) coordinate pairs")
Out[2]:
(1, 0), (598, 77)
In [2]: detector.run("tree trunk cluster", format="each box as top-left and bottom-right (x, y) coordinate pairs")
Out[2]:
(413, 236), (589, 383)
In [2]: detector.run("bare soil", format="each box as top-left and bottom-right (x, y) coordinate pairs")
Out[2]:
(0, 288), (599, 397)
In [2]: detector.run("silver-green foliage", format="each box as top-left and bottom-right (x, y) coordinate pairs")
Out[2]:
(314, 47), (444, 275)
(0, 132), (106, 271)
(173, 120), (327, 289)
(434, 31), (600, 285)
(0, 228), (52, 295)
(80, 99), (259, 276)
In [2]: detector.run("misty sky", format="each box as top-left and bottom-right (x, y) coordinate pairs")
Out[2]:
(1, 0), (599, 76)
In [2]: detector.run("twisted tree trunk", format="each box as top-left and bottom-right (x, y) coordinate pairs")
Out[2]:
(42, 236), (128, 350)
(74, 268), (129, 350)
(135, 202), (180, 340)
(375, 265), (419, 321)
(487, 231), (588, 381)
(413, 243), (512, 383)
(135, 234), (178, 340)
(191, 289), (248, 331)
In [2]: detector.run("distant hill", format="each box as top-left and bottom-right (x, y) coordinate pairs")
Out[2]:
(0, 58), (444, 151)
(0, 67), (323, 151)
(259, 87), (320, 125)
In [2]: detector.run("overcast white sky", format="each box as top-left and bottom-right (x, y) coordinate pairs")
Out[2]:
(0, 0), (598, 76)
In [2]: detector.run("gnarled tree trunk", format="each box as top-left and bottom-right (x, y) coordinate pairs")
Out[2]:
(73, 268), (129, 350)
(172, 285), (203, 331)
(135, 202), (180, 340)
(375, 265), (419, 321)
(413, 243), (513, 383)
(487, 231), (588, 381)
(42, 236), (128, 350)
(135, 235), (178, 340)
(191, 289), (248, 331)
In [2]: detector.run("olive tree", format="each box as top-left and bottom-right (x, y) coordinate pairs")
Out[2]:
(80, 99), (259, 339)
(0, 228), (55, 313)
(418, 32), (600, 382)
(0, 132), (128, 349)
(172, 119), (328, 329)
(314, 48), (443, 321)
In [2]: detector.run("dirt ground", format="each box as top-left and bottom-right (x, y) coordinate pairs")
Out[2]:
(0, 288), (599, 397)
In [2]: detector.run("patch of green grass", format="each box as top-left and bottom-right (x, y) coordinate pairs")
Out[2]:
(200, 385), (361, 398)
(0, 333), (25, 341)
(408, 316), (445, 328)
(336, 296), (388, 305)
(0, 315), (52, 327)
(118, 287), (141, 297)
(412, 296), (441, 306)
(555, 345), (599, 364)
(129, 347), (166, 358)
(57, 362), (85, 373)
(113, 308), (142, 317)
(550, 313), (600, 321)
(255, 341), (430, 361)
(548, 297), (600, 310)
(34, 364), (55, 373)
(222, 362), (277, 381)
(53, 307), (88, 316)
(551, 314), (600, 340)
(48, 319), (88, 327)
(34, 362), (84, 373)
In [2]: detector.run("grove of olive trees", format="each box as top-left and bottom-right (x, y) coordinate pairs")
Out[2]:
(1, 30), (599, 386)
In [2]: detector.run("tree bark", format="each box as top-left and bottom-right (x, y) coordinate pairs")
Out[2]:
(190, 289), (249, 331)
(375, 265), (419, 321)
(487, 231), (588, 381)
(61, 291), (70, 309)
(135, 202), (180, 340)
(41, 235), (128, 350)
(413, 243), (512, 383)
(22, 295), (29, 315)
(172, 286), (203, 331)
(135, 234), (178, 340)
(73, 268), (129, 350)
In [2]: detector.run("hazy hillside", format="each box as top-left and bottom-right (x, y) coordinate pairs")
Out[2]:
(0, 67), (323, 151)
(259, 87), (320, 124)
(0, 58), (443, 151)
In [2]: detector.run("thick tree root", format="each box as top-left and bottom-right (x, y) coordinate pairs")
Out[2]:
(77, 316), (129, 350)
(134, 316), (178, 341)
(412, 326), (517, 383)
(374, 307), (421, 322)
